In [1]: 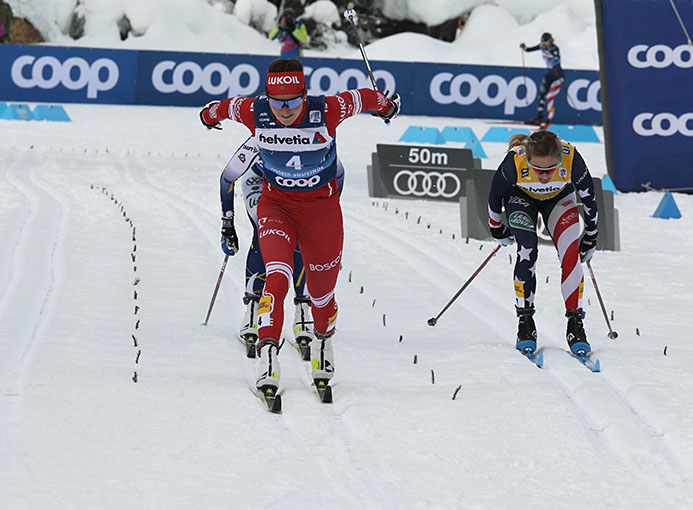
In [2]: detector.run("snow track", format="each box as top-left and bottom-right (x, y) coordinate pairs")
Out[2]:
(1, 108), (692, 508)
(344, 200), (690, 506)
(0, 148), (69, 451)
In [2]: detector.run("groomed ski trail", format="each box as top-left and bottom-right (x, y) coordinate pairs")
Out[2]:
(0, 148), (70, 454)
(344, 200), (689, 506)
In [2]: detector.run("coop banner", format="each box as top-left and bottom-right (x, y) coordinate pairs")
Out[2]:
(0, 44), (600, 126)
(135, 52), (600, 124)
(596, 0), (693, 192)
(134, 53), (414, 107)
(411, 63), (601, 125)
(0, 44), (138, 104)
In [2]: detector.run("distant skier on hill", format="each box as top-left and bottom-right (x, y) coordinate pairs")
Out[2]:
(520, 32), (564, 129)
(487, 130), (598, 358)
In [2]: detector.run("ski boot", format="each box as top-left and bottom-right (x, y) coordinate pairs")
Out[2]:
(293, 297), (315, 361)
(311, 330), (335, 403)
(525, 115), (543, 126)
(239, 294), (260, 358)
(256, 338), (282, 412)
(566, 309), (590, 356)
(516, 308), (537, 354)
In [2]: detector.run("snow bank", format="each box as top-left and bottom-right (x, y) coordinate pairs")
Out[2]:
(6, 0), (599, 69)
(302, 0), (341, 27)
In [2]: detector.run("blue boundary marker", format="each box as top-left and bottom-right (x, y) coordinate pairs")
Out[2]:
(601, 174), (618, 195)
(464, 138), (487, 158)
(10, 104), (35, 121)
(441, 126), (476, 143)
(33, 104), (72, 122)
(0, 102), (12, 120)
(550, 124), (600, 143)
(481, 126), (530, 142)
(399, 126), (445, 144)
(653, 192), (682, 219)
(441, 126), (486, 158)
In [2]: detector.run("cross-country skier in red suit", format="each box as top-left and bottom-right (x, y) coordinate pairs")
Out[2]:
(200, 58), (400, 400)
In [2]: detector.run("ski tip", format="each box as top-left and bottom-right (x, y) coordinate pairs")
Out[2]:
(592, 359), (601, 372)
(320, 385), (333, 404)
(536, 351), (544, 368)
(257, 386), (282, 413)
(269, 394), (282, 413)
(313, 379), (333, 403)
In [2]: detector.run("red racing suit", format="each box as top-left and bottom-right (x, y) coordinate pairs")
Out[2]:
(204, 89), (391, 343)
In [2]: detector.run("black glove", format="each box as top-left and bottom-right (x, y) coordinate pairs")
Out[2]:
(579, 232), (597, 263)
(490, 224), (515, 247)
(220, 216), (239, 256)
(200, 101), (222, 130)
(373, 92), (400, 121)
(520, 43), (527, 50)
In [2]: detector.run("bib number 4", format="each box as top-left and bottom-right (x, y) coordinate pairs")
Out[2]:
(286, 155), (303, 170)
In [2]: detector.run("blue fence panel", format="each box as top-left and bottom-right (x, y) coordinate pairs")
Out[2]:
(135, 51), (275, 106)
(596, 0), (693, 192)
(0, 44), (138, 104)
(0, 45), (602, 127)
(412, 62), (601, 125)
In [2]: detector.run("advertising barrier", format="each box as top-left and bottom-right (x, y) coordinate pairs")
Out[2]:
(595, 0), (693, 192)
(0, 45), (138, 104)
(367, 144), (480, 202)
(367, 143), (619, 251)
(0, 44), (600, 125)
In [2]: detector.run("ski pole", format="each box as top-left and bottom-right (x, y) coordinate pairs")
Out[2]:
(343, 9), (379, 91)
(202, 255), (229, 326)
(428, 245), (501, 326)
(586, 260), (618, 339)
(343, 9), (395, 125)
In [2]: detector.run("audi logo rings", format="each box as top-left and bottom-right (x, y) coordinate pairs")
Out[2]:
(393, 170), (461, 198)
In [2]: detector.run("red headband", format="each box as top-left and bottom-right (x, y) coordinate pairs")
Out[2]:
(266, 71), (305, 96)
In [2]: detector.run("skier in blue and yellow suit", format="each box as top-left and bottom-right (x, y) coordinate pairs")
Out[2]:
(487, 130), (599, 357)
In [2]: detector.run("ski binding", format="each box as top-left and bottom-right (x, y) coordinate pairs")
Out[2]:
(519, 348), (544, 368)
(239, 333), (257, 359)
(294, 335), (312, 361)
(256, 385), (282, 413)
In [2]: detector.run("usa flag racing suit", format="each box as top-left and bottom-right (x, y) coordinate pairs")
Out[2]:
(488, 141), (598, 313)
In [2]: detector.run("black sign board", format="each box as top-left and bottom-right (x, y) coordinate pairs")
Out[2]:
(371, 144), (477, 202)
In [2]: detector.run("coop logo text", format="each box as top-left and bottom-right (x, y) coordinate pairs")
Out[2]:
(11, 55), (119, 98)
(430, 72), (600, 113)
(627, 44), (693, 69)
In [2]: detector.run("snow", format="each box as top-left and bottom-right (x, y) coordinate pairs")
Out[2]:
(8, 0), (600, 69)
(302, 1), (341, 27)
(2, 1), (693, 508)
